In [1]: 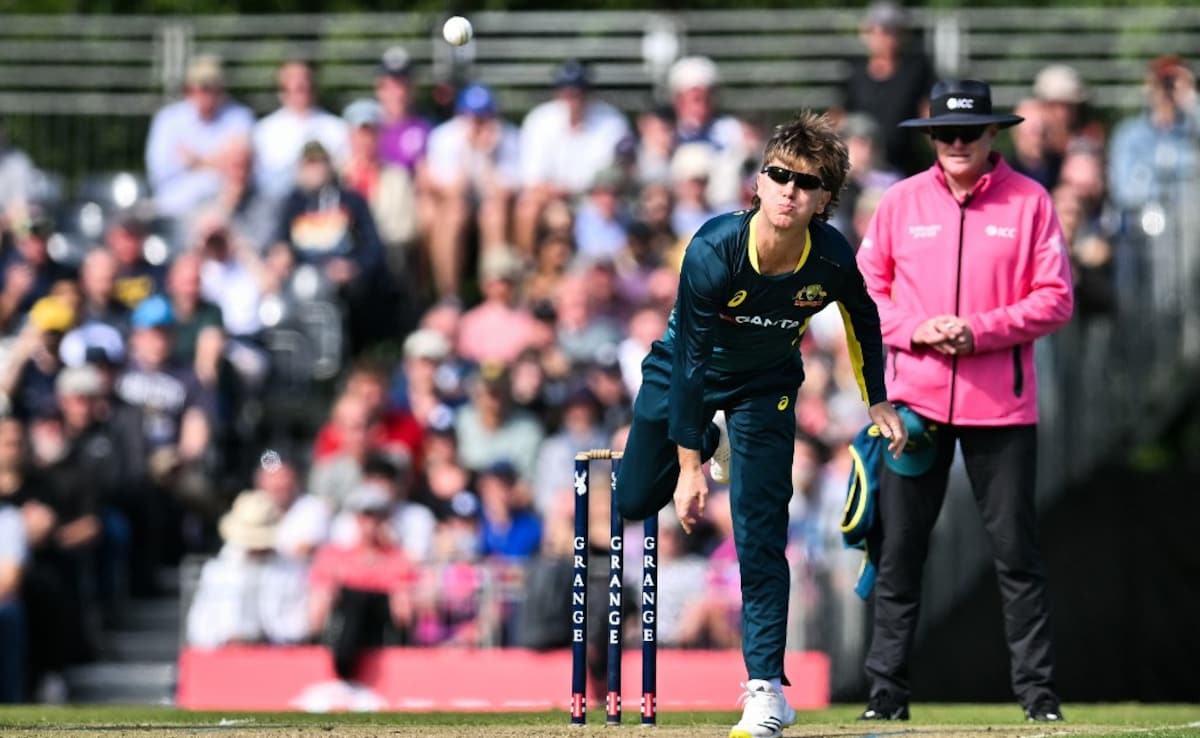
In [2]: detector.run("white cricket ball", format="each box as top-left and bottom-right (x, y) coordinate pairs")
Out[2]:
(442, 16), (473, 47)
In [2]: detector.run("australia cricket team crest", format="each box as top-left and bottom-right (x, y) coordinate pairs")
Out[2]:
(793, 284), (827, 307)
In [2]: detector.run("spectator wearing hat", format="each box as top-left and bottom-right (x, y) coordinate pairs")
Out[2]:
(477, 460), (541, 560)
(424, 83), (521, 299)
(186, 490), (310, 648)
(272, 138), (393, 354)
(456, 248), (538, 365)
(113, 294), (216, 512)
(145, 54), (255, 219)
(254, 59), (349, 199)
(455, 364), (544, 483)
(58, 321), (125, 382)
(0, 295), (75, 422)
(856, 78), (1072, 723)
(835, 1), (935, 176)
(341, 98), (420, 281)
(308, 482), (418, 679)
(1032, 64), (1105, 161)
(1109, 55), (1200, 211)
(373, 47), (432, 174)
(0, 493), (26, 703)
(397, 328), (452, 427)
(47, 364), (133, 608)
(666, 56), (752, 210)
(512, 60), (631, 253)
(666, 56), (745, 154)
(0, 206), (76, 331)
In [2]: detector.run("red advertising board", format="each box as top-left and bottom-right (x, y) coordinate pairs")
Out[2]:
(177, 647), (830, 712)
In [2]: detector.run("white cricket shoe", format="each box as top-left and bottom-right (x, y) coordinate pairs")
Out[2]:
(709, 410), (732, 484)
(730, 680), (796, 738)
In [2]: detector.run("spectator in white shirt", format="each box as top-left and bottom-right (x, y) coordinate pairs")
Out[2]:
(194, 212), (264, 340)
(424, 83), (520, 299)
(186, 490), (310, 648)
(254, 452), (330, 561)
(0, 503), (26, 702)
(145, 55), (255, 219)
(513, 60), (631, 253)
(253, 59), (349, 199)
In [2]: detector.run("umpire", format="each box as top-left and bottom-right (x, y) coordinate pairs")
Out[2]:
(855, 79), (1074, 723)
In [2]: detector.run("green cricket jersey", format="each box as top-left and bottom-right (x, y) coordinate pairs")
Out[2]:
(652, 209), (888, 450)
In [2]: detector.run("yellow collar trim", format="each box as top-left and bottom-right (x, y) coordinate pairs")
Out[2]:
(749, 212), (811, 274)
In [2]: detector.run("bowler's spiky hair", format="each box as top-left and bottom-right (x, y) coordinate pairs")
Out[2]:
(754, 110), (850, 222)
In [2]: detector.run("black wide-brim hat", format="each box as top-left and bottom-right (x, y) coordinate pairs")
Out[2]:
(898, 79), (1024, 128)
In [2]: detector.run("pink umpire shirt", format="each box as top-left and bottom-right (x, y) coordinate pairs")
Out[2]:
(856, 154), (1074, 426)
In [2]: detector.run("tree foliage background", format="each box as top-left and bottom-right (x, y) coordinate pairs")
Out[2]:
(0, 0), (1178, 13)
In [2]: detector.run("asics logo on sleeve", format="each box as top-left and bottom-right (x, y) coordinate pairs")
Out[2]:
(727, 290), (748, 307)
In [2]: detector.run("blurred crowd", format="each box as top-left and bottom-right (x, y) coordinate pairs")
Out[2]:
(0, 0), (1196, 705)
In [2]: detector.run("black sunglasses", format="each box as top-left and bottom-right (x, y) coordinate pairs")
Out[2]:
(761, 165), (825, 191)
(928, 126), (987, 144)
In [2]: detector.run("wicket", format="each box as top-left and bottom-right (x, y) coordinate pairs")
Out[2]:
(571, 449), (658, 727)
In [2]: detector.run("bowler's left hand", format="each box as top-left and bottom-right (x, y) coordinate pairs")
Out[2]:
(869, 401), (908, 460)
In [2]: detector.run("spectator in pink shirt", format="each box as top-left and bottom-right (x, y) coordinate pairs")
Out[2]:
(308, 484), (417, 680)
(455, 248), (537, 364)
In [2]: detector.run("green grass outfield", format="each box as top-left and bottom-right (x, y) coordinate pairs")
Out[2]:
(0, 703), (1197, 738)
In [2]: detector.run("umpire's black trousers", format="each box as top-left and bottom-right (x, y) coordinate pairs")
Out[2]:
(864, 424), (1058, 708)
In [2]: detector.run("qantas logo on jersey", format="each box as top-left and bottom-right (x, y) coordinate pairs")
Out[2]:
(793, 284), (827, 307)
(719, 312), (803, 330)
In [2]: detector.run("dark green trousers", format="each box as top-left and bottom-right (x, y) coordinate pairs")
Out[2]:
(615, 359), (799, 683)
